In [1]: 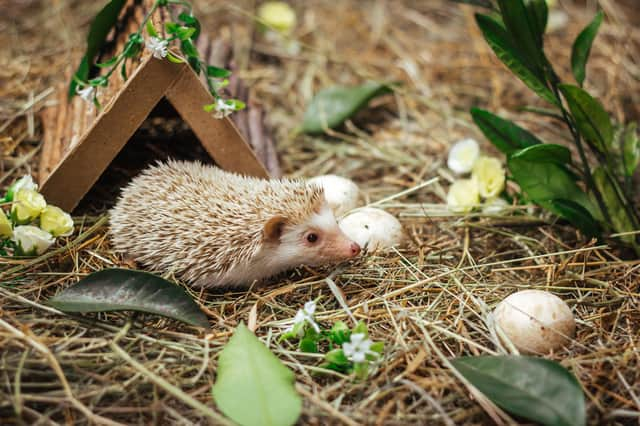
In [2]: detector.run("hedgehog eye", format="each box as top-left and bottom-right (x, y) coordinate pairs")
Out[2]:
(306, 233), (319, 243)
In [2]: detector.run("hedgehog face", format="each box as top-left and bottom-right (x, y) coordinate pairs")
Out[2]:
(267, 203), (361, 269)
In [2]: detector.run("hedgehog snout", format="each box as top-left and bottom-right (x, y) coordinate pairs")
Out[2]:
(349, 242), (361, 257)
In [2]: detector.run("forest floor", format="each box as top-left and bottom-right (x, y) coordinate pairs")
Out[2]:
(1, 0), (639, 424)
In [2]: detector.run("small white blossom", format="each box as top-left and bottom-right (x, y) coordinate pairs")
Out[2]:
(77, 86), (94, 104)
(212, 98), (236, 119)
(147, 36), (168, 59)
(448, 138), (480, 174)
(11, 175), (38, 193)
(12, 225), (55, 255)
(342, 333), (377, 363)
(287, 300), (320, 334)
(483, 197), (509, 215)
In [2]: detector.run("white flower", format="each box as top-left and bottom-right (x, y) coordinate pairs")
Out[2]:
(147, 36), (168, 59)
(40, 205), (74, 237)
(287, 300), (320, 334)
(342, 333), (376, 363)
(448, 138), (480, 174)
(483, 197), (509, 215)
(8, 175), (38, 197)
(472, 156), (506, 198)
(212, 98), (236, 119)
(447, 179), (480, 213)
(12, 225), (55, 255)
(77, 86), (94, 103)
(0, 213), (12, 239)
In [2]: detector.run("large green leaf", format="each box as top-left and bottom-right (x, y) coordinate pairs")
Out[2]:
(471, 107), (542, 155)
(511, 143), (572, 165)
(212, 323), (302, 426)
(452, 356), (586, 426)
(592, 167), (637, 242)
(622, 122), (639, 176)
(524, 0), (549, 41)
(69, 0), (127, 98)
(550, 199), (600, 237)
(508, 157), (596, 216)
(475, 14), (557, 106)
(559, 84), (613, 153)
(48, 268), (209, 328)
(571, 11), (603, 86)
(301, 82), (392, 133)
(496, 0), (545, 63)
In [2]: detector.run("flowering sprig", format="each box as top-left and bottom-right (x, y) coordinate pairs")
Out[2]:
(0, 175), (74, 257)
(280, 302), (384, 380)
(70, 0), (245, 118)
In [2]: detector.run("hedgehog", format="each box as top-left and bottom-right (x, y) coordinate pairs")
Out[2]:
(109, 160), (361, 288)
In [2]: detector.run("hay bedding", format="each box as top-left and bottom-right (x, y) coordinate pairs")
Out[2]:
(1, 0), (639, 424)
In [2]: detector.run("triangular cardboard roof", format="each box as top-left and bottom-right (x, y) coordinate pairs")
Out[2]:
(40, 54), (268, 212)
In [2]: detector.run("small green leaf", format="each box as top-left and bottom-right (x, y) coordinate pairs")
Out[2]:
(325, 348), (350, 366)
(165, 22), (179, 34)
(571, 11), (603, 86)
(207, 65), (232, 78)
(299, 338), (318, 353)
(301, 82), (392, 133)
(146, 20), (158, 37)
(510, 144), (572, 165)
(95, 56), (119, 68)
(452, 355), (586, 426)
(329, 320), (350, 345)
(353, 321), (368, 336)
(475, 14), (557, 106)
(592, 167), (637, 242)
(370, 341), (384, 354)
(559, 84), (613, 153)
(178, 12), (201, 39)
(471, 107), (542, 155)
(166, 52), (185, 64)
(68, 0), (127, 99)
(212, 323), (302, 426)
(47, 268), (209, 328)
(120, 61), (127, 81)
(622, 122), (639, 176)
(176, 26), (196, 41)
(550, 199), (600, 237)
(507, 157), (596, 217)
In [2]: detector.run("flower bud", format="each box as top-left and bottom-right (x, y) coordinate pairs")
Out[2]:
(472, 156), (506, 198)
(447, 138), (480, 174)
(447, 179), (480, 213)
(12, 225), (55, 256)
(40, 205), (74, 237)
(257, 2), (296, 34)
(0, 213), (12, 238)
(11, 189), (46, 224)
(6, 175), (38, 201)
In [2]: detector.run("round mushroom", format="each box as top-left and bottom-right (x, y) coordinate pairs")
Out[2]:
(308, 175), (359, 217)
(493, 289), (576, 354)
(338, 207), (403, 251)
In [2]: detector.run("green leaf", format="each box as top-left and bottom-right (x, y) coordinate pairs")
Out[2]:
(212, 323), (302, 426)
(592, 167), (637, 242)
(165, 22), (179, 34)
(146, 20), (158, 37)
(47, 268), (209, 328)
(507, 157), (596, 217)
(328, 320), (350, 345)
(324, 348), (350, 366)
(299, 338), (318, 353)
(207, 65), (232, 78)
(370, 341), (384, 354)
(95, 56), (119, 68)
(301, 82), (392, 133)
(571, 11), (603, 86)
(452, 355), (586, 426)
(475, 14), (557, 106)
(510, 144), (572, 165)
(69, 0), (127, 99)
(550, 199), (600, 237)
(559, 84), (613, 153)
(353, 321), (368, 336)
(176, 26), (196, 41)
(166, 52), (185, 63)
(471, 107), (542, 155)
(524, 0), (548, 40)
(178, 12), (201, 40)
(622, 122), (639, 176)
(496, 0), (545, 63)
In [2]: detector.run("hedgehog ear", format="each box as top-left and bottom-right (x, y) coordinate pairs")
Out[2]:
(264, 216), (287, 242)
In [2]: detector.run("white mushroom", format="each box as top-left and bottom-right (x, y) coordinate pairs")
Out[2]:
(308, 175), (360, 217)
(493, 289), (576, 354)
(338, 208), (403, 251)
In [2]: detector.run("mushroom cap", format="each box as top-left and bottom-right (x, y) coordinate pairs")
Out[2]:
(308, 175), (359, 217)
(494, 289), (576, 354)
(338, 207), (403, 251)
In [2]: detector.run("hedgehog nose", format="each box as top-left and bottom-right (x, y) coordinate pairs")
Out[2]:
(350, 242), (361, 257)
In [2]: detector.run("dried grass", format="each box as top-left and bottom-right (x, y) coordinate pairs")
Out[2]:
(1, 0), (639, 424)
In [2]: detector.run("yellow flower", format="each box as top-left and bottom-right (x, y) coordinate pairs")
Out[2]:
(472, 156), (506, 198)
(11, 189), (46, 224)
(257, 2), (296, 34)
(12, 225), (55, 256)
(40, 205), (74, 237)
(447, 179), (480, 213)
(0, 212), (12, 238)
